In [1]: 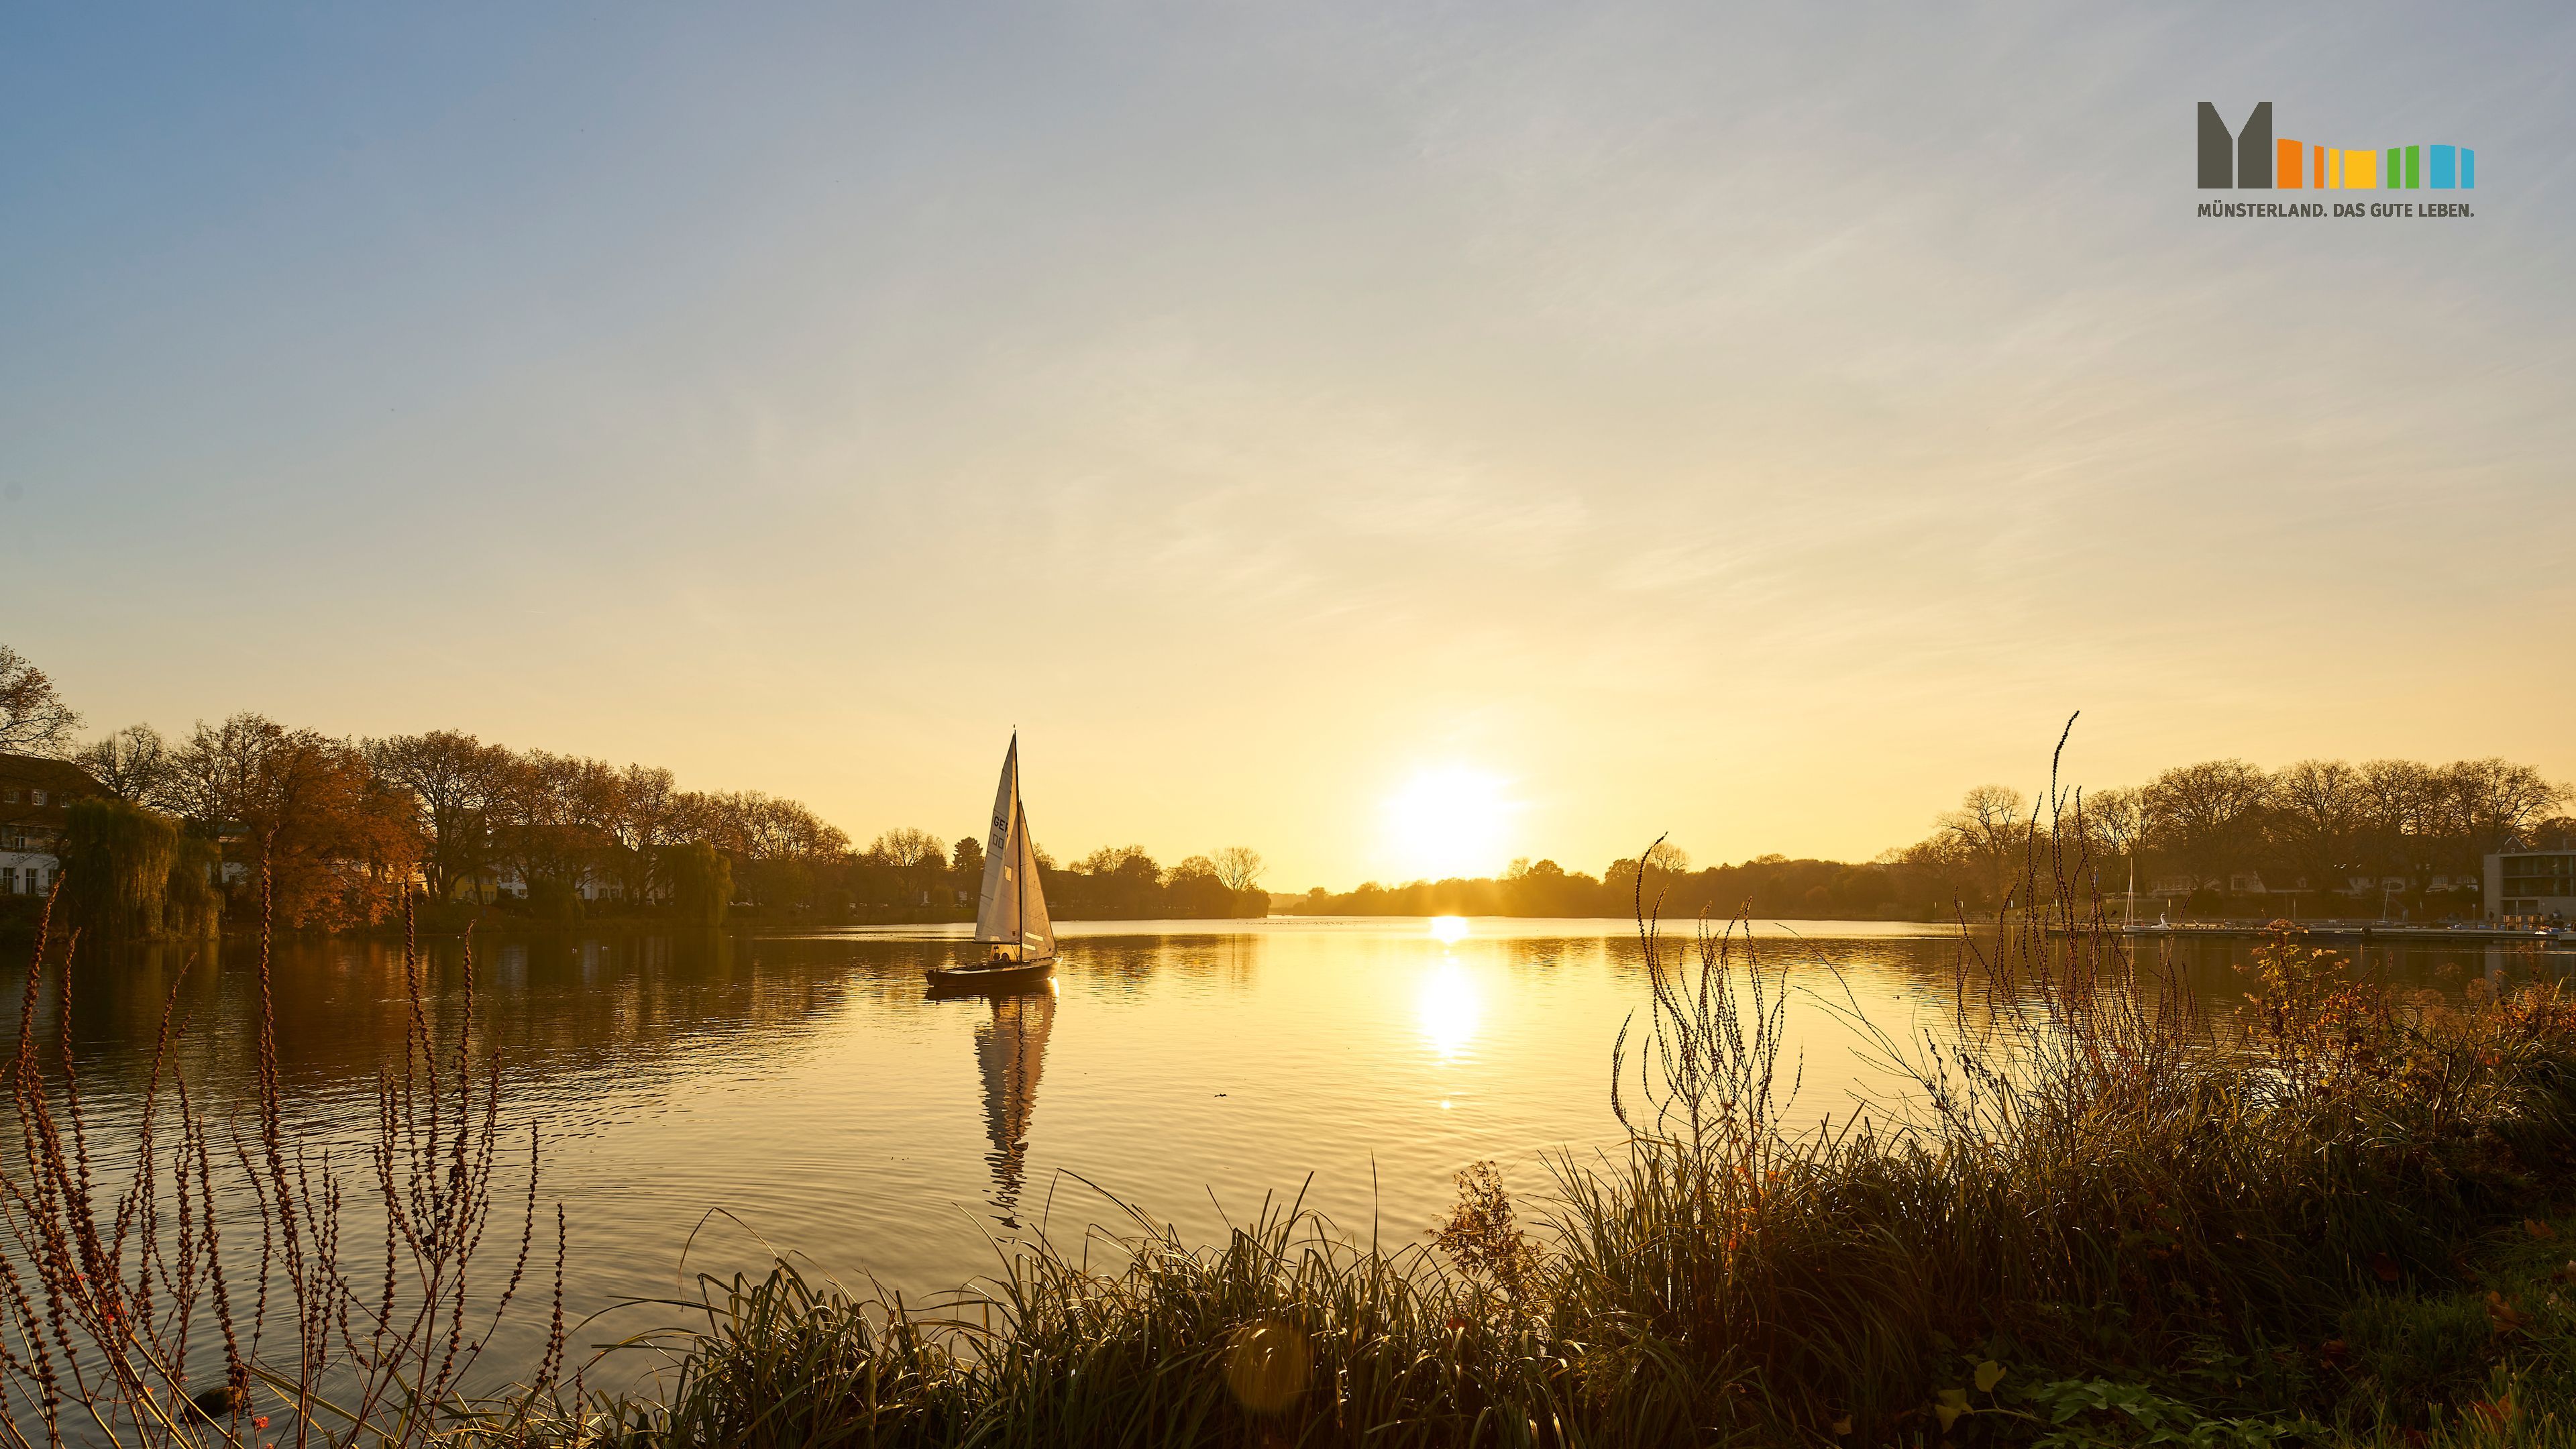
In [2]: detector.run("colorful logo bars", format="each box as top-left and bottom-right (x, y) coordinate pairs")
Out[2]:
(2277, 143), (2473, 190)
(2198, 103), (2475, 190)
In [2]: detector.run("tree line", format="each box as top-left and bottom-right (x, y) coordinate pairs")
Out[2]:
(1898, 755), (2571, 919)
(1289, 756), (2572, 922)
(3, 643), (1267, 935)
(68, 719), (1273, 931)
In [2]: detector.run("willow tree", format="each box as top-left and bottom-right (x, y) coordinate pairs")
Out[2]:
(163, 834), (223, 938)
(59, 797), (177, 941)
(665, 840), (732, 927)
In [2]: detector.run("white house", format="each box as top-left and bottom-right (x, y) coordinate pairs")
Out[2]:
(0, 753), (103, 900)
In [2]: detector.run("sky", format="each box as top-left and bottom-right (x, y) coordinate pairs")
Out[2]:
(7, 3), (2573, 892)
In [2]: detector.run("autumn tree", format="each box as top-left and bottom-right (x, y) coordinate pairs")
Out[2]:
(168, 714), (421, 929)
(0, 645), (80, 757)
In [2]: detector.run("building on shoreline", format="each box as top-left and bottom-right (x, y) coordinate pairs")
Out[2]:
(2487, 850), (2576, 922)
(0, 753), (102, 900)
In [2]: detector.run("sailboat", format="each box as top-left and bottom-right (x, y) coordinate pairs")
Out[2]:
(927, 735), (1057, 989)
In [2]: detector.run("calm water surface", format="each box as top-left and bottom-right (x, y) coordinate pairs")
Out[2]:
(11, 917), (2567, 1385)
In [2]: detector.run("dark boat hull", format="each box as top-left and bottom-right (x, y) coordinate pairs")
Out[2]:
(926, 957), (1057, 994)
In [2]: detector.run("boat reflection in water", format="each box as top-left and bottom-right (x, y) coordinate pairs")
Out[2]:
(968, 982), (1056, 1228)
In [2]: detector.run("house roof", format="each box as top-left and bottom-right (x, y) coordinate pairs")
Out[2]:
(0, 742), (105, 824)
(0, 753), (103, 797)
(0, 753), (104, 845)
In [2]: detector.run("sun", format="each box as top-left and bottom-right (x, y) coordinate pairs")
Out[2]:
(1382, 766), (1513, 881)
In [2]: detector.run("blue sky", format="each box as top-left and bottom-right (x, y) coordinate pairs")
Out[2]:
(7, 3), (2571, 887)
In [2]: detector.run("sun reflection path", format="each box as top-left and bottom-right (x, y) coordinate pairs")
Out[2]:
(1428, 915), (1469, 945)
(1415, 961), (1482, 1062)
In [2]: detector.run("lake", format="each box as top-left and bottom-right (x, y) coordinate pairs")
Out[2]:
(7, 916), (2565, 1392)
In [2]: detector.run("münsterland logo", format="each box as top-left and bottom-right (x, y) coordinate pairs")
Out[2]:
(2198, 102), (2475, 191)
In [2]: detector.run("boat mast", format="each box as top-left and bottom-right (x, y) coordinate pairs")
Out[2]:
(1014, 742), (1026, 961)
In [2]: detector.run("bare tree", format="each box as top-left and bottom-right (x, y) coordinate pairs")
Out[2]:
(868, 826), (949, 871)
(366, 729), (515, 900)
(2356, 758), (2437, 881)
(612, 763), (681, 904)
(1896, 830), (1980, 910)
(1074, 843), (1159, 881)
(2142, 761), (2271, 891)
(0, 643), (80, 757)
(867, 826), (949, 906)
(1940, 784), (2029, 908)
(163, 713), (270, 837)
(74, 723), (173, 804)
(2084, 786), (2151, 899)
(1211, 845), (1265, 892)
(2270, 759), (2369, 894)
(2432, 758), (2569, 872)
(489, 751), (619, 908)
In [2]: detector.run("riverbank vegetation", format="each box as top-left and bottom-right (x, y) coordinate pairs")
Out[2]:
(15, 777), (2576, 1445)
(1, 642), (1269, 941)
(1287, 755), (2571, 923)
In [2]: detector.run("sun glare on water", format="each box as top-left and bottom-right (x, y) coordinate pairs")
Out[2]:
(1429, 915), (1469, 944)
(1416, 962), (1483, 1061)
(1383, 766), (1513, 881)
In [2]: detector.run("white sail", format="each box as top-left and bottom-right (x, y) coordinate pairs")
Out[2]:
(1014, 798), (1054, 957)
(972, 738), (1053, 958)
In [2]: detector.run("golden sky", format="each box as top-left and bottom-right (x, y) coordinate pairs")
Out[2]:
(12, 5), (2571, 889)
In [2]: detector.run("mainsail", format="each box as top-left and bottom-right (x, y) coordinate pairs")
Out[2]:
(972, 737), (1056, 960)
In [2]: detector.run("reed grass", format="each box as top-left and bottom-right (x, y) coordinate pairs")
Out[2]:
(0, 870), (565, 1448)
